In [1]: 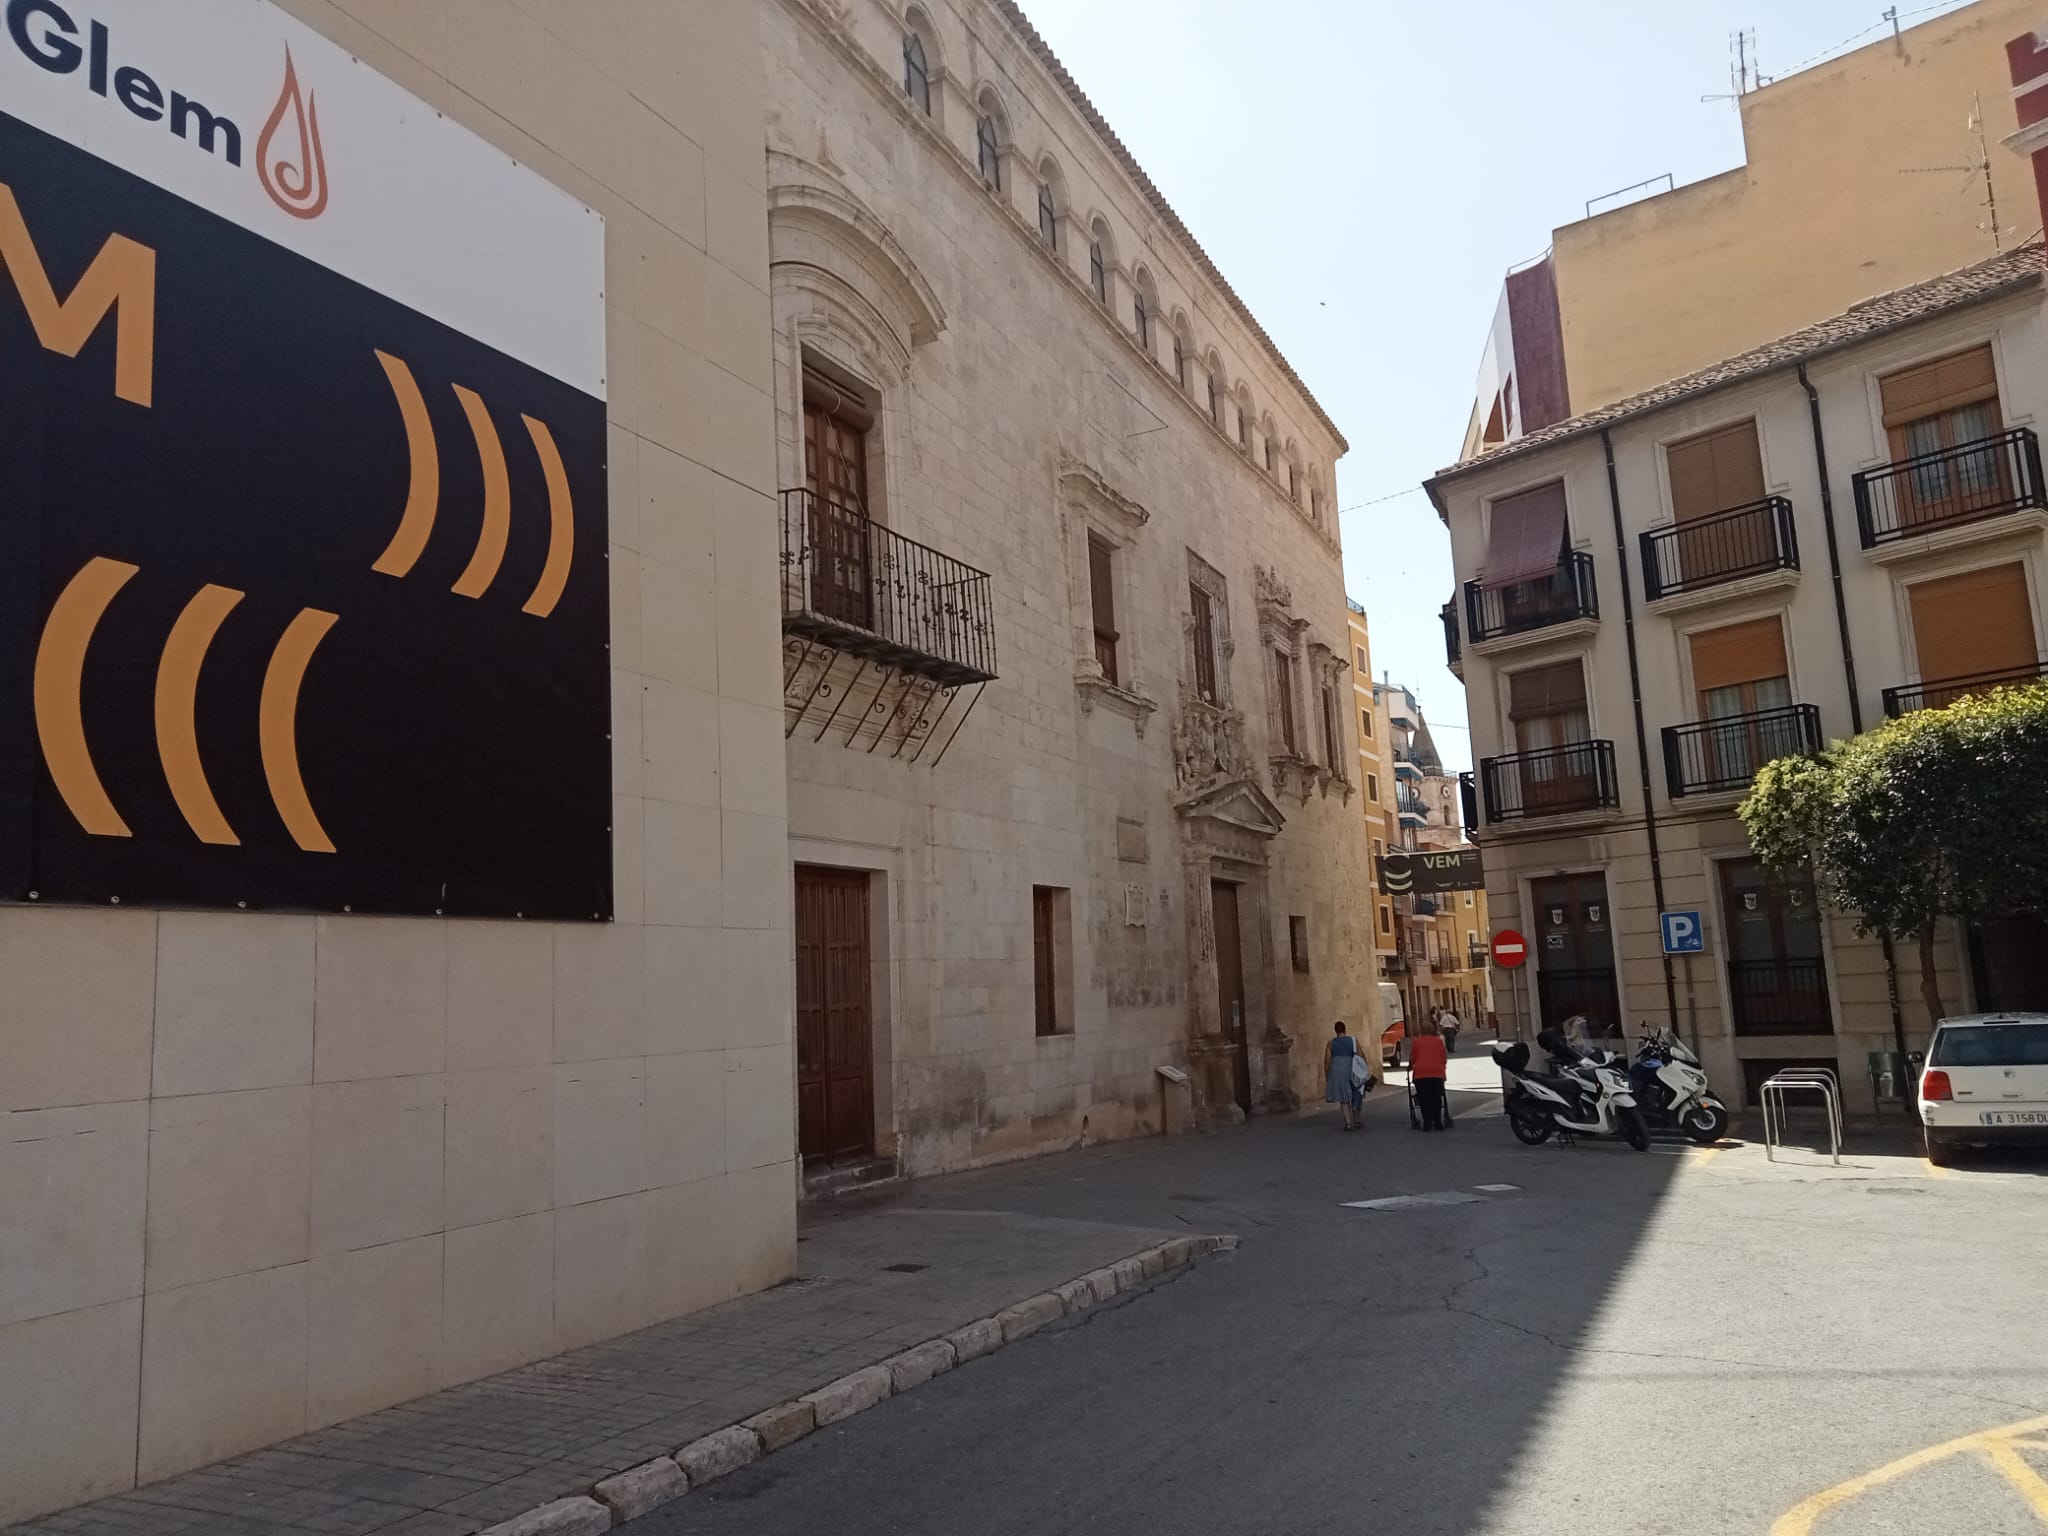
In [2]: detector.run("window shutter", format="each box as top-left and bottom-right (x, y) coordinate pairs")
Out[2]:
(1190, 584), (1217, 701)
(1880, 345), (1998, 428)
(1089, 537), (1116, 634)
(1667, 420), (1764, 521)
(1689, 617), (1788, 695)
(1910, 562), (2034, 683)
(1508, 659), (1587, 720)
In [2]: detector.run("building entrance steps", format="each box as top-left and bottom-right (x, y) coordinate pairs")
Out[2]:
(5, 1205), (1230, 1536)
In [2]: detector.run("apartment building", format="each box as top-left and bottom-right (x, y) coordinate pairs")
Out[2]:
(766, 0), (1370, 1171)
(1348, 602), (1401, 973)
(1430, 239), (2048, 1109)
(1464, 0), (2045, 456)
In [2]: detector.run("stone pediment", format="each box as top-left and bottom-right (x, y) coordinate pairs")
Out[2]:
(1174, 776), (1287, 838)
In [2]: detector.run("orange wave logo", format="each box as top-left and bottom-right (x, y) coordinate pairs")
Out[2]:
(256, 49), (329, 220)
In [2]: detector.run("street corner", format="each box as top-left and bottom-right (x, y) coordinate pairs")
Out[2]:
(1772, 1413), (2048, 1534)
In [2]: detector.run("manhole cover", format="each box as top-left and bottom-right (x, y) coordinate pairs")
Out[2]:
(881, 1262), (929, 1273)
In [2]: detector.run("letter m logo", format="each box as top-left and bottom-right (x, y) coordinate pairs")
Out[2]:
(0, 181), (155, 406)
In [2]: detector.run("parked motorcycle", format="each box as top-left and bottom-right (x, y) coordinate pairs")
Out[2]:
(1622, 1027), (1729, 1145)
(1492, 1027), (1650, 1152)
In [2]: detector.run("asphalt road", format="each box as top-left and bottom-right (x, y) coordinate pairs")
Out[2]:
(634, 1047), (2048, 1535)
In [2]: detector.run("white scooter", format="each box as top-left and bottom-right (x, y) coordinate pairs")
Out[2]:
(1622, 1027), (1729, 1145)
(1492, 1025), (1650, 1152)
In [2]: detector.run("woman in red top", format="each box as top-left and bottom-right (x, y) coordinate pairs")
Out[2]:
(1409, 1018), (1449, 1131)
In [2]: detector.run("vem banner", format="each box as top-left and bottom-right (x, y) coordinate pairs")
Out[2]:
(1376, 848), (1485, 896)
(0, 0), (613, 918)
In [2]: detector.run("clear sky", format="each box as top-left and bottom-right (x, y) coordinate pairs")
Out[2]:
(1017, 0), (1977, 771)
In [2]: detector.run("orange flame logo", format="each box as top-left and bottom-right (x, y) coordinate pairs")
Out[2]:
(257, 49), (329, 220)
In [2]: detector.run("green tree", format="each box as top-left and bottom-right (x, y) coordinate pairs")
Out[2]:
(1739, 683), (2048, 1029)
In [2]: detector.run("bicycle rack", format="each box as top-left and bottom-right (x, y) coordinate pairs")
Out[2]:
(1761, 1068), (1841, 1165)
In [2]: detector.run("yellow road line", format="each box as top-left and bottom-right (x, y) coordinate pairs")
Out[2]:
(1772, 1413), (2048, 1535)
(1981, 1439), (2048, 1523)
(1691, 1144), (1724, 1166)
(1925, 1159), (1950, 1179)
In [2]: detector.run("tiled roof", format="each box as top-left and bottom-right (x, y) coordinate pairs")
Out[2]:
(995, 1), (1349, 454)
(1428, 243), (2046, 494)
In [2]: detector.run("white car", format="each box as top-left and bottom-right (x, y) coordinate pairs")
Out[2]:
(1918, 1012), (2048, 1167)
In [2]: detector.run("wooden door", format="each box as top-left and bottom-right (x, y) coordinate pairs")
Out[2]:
(1212, 881), (1252, 1113)
(1531, 872), (1620, 1039)
(802, 389), (872, 629)
(1880, 346), (2008, 529)
(795, 866), (874, 1167)
(1719, 858), (1830, 1035)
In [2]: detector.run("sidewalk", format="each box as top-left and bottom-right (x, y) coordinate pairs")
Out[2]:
(7, 1197), (1221, 1536)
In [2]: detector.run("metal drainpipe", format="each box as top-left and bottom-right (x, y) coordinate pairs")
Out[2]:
(1797, 363), (1908, 1057)
(1600, 428), (1682, 1036)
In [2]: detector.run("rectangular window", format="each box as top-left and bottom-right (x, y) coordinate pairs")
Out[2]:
(1367, 773), (1379, 802)
(1032, 886), (1073, 1037)
(1355, 645), (1368, 673)
(1909, 562), (2035, 699)
(1360, 707), (1373, 740)
(1508, 659), (1593, 812)
(1273, 650), (1298, 754)
(1190, 583), (1218, 702)
(1880, 345), (2005, 520)
(1378, 905), (1393, 935)
(1320, 681), (1340, 768)
(802, 369), (876, 630)
(1371, 838), (1383, 859)
(1088, 534), (1119, 686)
(1666, 420), (1766, 522)
(1289, 915), (1310, 973)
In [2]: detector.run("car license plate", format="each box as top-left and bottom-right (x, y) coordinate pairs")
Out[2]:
(1979, 1110), (2048, 1126)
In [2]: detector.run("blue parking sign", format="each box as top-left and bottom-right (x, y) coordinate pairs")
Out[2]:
(1661, 910), (1705, 954)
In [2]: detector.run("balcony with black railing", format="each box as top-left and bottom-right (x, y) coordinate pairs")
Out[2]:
(779, 489), (998, 686)
(1662, 703), (1822, 797)
(1459, 771), (1478, 834)
(1464, 551), (1598, 645)
(1441, 599), (1462, 674)
(1883, 660), (2048, 717)
(1478, 740), (1620, 823)
(1641, 496), (1798, 601)
(1853, 426), (2048, 549)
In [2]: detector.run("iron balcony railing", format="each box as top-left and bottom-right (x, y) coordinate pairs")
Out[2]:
(1464, 551), (1598, 643)
(1478, 740), (1620, 823)
(1662, 703), (1821, 797)
(1441, 599), (1461, 669)
(1853, 426), (2047, 548)
(1883, 660), (2048, 717)
(1640, 496), (1798, 600)
(1727, 958), (1832, 1037)
(779, 489), (998, 686)
(1458, 772), (1478, 833)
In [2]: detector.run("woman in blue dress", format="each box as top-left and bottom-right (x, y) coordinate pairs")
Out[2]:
(1322, 1021), (1362, 1131)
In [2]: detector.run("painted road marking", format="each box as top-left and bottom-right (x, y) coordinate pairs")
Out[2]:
(1340, 1192), (1485, 1211)
(1474, 1183), (1518, 1192)
(1772, 1412), (2048, 1534)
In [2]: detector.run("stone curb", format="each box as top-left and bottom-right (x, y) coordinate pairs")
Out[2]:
(480, 1232), (1233, 1533)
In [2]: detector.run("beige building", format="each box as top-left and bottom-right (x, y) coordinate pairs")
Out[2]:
(768, 0), (1369, 1168)
(1, 0), (1367, 1524)
(1465, 0), (2046, 457)
(1347, 602), (1401, 974)
(1430, 240), (2048, 1111)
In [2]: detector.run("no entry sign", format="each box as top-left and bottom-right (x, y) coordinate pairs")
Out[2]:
(1491, 929), (1529, 969)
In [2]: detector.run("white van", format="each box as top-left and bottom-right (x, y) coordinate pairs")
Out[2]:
(1918, 1012), (2048, 1166)
(1377, 982), (1407, 1068)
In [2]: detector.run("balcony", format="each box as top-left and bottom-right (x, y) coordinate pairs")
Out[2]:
(1661, 704), (1822, 798)
(1441, 599), (1462, 677)
(1853, 427), (2048, 551)
(1392, 745), (1424, 782)
(1464, 551), (1597, 647)
(1458, 772), (1478, 834)
(1883, 660), (2048, 717)
(1395, 788), (1429, 826)
(780, 489), (997, 686)
(1641, 496), (1798, 603)
(1728, 958), (1832, 1036)
(1478, 741), (1621, 824)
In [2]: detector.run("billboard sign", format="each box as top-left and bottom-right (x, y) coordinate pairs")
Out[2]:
(1, 0), (612, 918)
(1376, 847), (1484, 896)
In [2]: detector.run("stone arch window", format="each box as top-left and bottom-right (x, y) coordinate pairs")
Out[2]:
(1205, 350), (1225, 427)
(1088, 216), (1114, 306)
(1131, 265), (1158, 355)
(1036, 156), (1064, 249)
(902, 8), (938, 117)
(1235, 384), (1254, 451)
(1285, 441), (1303, 504)
(1170, 310), (1192, 390)
(975, 94), (1005, 190)
(1261, 414), (1279, 474)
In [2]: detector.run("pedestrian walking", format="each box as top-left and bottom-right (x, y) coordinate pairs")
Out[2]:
(1409, 1016), (1449, 1131)
(1440, 1005), (1462, 1055)
(1323, 1021), (1363, 1131)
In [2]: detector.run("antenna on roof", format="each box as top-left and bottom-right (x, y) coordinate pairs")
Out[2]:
(1897, 93), (2015, 253)
(1702, 27), (1767, 108)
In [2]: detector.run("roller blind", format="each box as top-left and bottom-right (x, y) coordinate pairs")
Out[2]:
(1879, 345), (1997, 429)
(1481, 482), (1569, 588)
(1508, 659), (1587, 719)
(1689, 617), (1788, 695)
(1911, 562), (2034, 684)
(1667, 421), (1765, 521)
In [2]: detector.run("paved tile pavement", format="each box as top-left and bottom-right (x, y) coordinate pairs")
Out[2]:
(6, 1205), (1184, 1536)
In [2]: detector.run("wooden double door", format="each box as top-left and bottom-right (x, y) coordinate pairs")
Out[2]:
(795, 866), (874, 1167)
(1212, 881), (1252, 1113)
(1531, 873), (1620, 1040)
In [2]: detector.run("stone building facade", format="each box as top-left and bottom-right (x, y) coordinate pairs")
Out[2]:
(764, 0), (1370, 1174)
